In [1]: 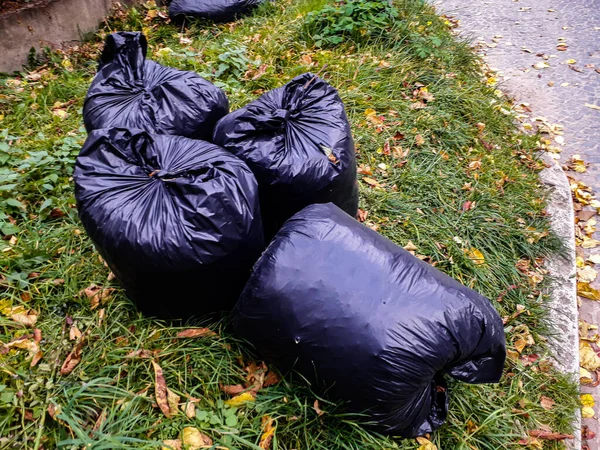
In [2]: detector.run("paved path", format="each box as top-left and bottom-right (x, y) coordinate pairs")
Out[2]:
(431, 0), (600, 448)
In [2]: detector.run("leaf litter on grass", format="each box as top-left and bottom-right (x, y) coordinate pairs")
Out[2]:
(0, 0), (581, 448)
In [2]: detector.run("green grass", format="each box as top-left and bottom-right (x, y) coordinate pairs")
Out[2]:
(0, 0), (579, 448)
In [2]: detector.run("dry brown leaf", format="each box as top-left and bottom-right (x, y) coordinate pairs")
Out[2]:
(577, 282), (600, 300)
(415, 134), (425, 146)
(125, 349), (156, 359)
(181, 427), (212, 449)
(219, 384), (246, 396)
(176, 328), (216, 339)
(357, 209), (368, 223)
(313, 399), (324, 416)
(92, 409), (107, 432)
(183, 401), (196, 419)
(152, 360), (179, 418)
(69, 325), (82, 341)
(263, 370), (281, 387)
(31, 351), (43, 368)
(33, 328), (42, 343)
(540, 396), (555, 410)
(259, 415), (276, 449)
(9, 307), (39, 327)
(80, 284), (115, 310)
(60, 338), (85, 375)
(362, 177), (381, 188)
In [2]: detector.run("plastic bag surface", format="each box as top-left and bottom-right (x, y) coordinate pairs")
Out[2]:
(84, 32), (228, 141)
(213, 73), (358, 237)
(234, 203), (506, 436)
(74, 128), (264, 320)
(169, 0), (264, 22)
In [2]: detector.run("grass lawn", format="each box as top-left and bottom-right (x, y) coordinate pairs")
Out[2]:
(0, 0), (579, 448)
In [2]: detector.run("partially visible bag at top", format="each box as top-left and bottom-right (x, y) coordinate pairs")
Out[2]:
(169, 0), (264, 23)
(84, 32), (228, 141)
(213, 73), (358, 238)
(74, 128), (264, 320)
(234, 203), (506, 437)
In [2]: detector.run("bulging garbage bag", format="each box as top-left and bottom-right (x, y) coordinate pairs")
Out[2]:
(74, 128), (264, 320)
(234, 203), (506, 437)
(84, 32), (228, 141)
(169, 0), (264, 23)
(213, 73), (358, 238)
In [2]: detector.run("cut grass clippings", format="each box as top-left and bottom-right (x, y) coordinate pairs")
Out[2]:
(0, 0), (578, 448)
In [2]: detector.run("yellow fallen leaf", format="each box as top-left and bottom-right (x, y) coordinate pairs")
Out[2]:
(581, 236), (600, 248)
(571, 154), (587, 173)
(533, 61), (550, 69)
(162, 440), (182, 450)
(577, 256), (586, 268)
(581, 393), (595, 407)
(416, 436), (437, 450)
(259, 415), (276, 449)
(580, 343), (600, 371)
(578, 266), (598, 283)
(181, 427), (212, 449)
(403, 241), (417, 252)
(362, 177), (381, 187)
(566, 59), (577, 64)
(582, 406), (595, 418)
(580, 367), (594, 384)
(364, 108), (376, 117)
(577, 282), (600, 300)
(225, 392), (255, 407)
(585, 104), (600, 111)
(465, 247), (485, 265)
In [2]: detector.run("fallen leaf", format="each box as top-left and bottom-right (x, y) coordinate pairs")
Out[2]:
(357, 209), (368, 222)
(580, 343), (600, 371)
(578, 282), (600, 300)
(220, 384), (246, 396)
(7, 306), (38, 327)
(578, 266), (598, 283)
(581, 237), (600, 248)
(60, 337), (85, 375)
(415, 134), (425, 146)
(263, 370), (281, 387)
(582, 406), (595, 418)
(313, 399), (324, 416)
(181, 427), (212, 449)
(152, 360), (180, 417)
(183, 400), (196, 419)
(225, 392), (255, 407)
(69, 325), (82, 341)
(125, 349), (156, 359)
(80, 284), (115, 310)
(92, 409), (107, 432)
(461, 200), (475, 212)
(533, 61), (550, 70)
(465, 247), (485, 265)
(527, 430), (574, 440)
(33, 328), (42, 343)
(403, 241), (418, 252)
(580, 367), (594, 384)
(540, 396), (555, 410)
(588, 254), (600, 264)
(259, 415), (276, 449)
(52, 109), (69, 119)
(582, 393), (595, 407)
(162, 439), (182, 450)
(176, 328), (216, 339)
(362, 177), (381, 187)
(416, 436), (438, 450)
(585, 104), (600, 111)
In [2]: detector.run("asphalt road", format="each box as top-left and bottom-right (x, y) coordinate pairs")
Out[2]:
(431, 0), (600, 448)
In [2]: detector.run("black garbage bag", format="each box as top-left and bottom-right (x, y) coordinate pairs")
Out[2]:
(83, 32), (229, 141)
(169, 0), (264, 23)
(234, 203), (506, 437)
(213, 73), (358, 238)
(74, 128), (264, 320)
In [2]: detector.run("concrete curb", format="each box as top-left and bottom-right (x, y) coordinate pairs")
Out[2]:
(540, 154), (581, 449)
